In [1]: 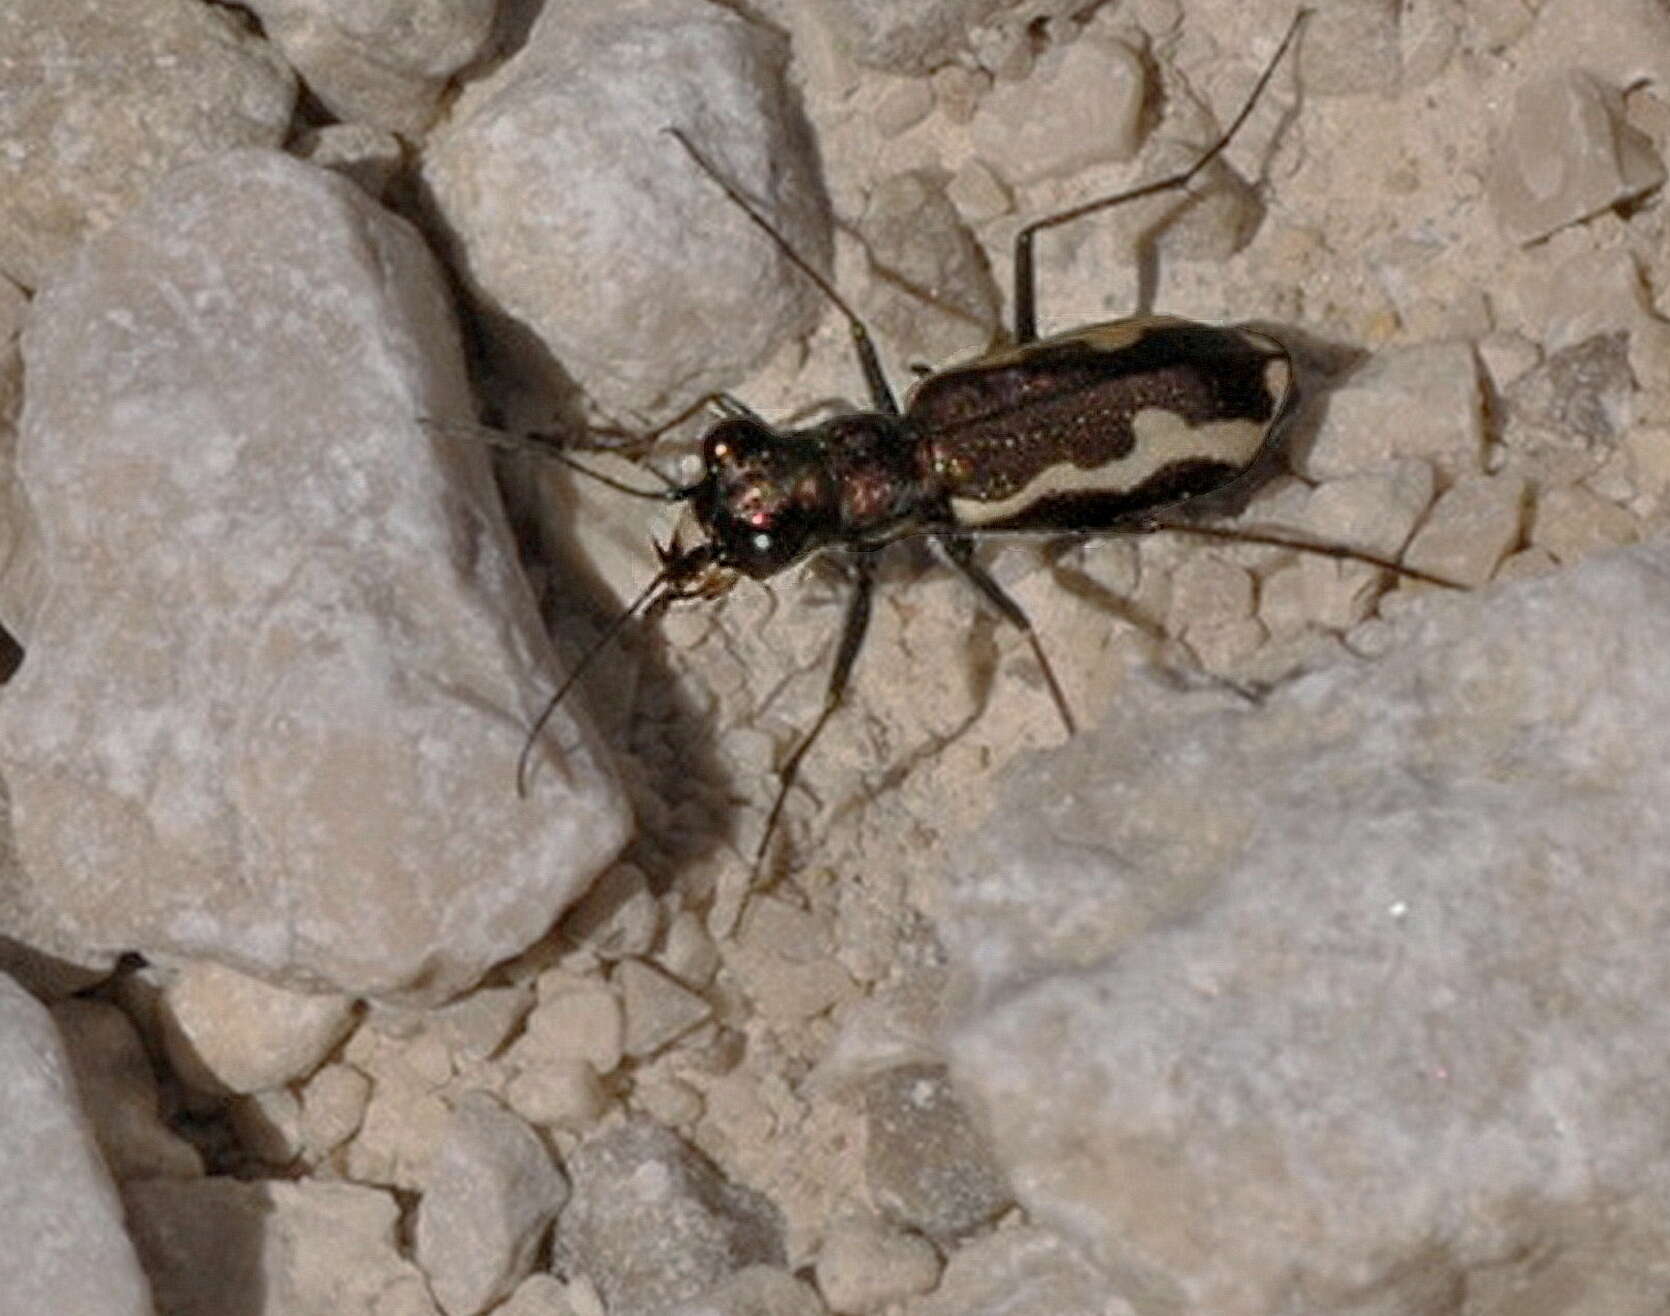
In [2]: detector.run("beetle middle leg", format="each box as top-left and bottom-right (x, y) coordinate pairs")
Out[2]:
(755, 548), (879, 873)
(935, 534), (1076, 737)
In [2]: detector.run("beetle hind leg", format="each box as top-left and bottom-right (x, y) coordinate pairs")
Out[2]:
(936, 535), (1076, 737)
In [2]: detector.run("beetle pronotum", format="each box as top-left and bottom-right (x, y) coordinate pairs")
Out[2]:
(481, 9), (1457, 873)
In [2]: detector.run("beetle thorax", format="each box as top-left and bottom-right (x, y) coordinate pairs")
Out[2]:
(806, 412), (933, 542)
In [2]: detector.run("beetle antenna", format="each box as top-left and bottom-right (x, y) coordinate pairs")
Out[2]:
(420, 416), (696, 501)
(666, 128), (864, 335)
(665, 128), (900, 414)
(517, 567), (674, 795)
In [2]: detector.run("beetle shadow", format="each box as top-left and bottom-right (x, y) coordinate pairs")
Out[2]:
(506, 473), (738, 892)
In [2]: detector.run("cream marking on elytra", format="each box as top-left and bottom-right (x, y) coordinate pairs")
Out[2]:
(949, 411), (1273, 525)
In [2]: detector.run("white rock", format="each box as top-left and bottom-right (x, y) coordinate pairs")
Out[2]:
(1272, 460), (1438, 629)
(858, 170), (1001, 368)
(630, 1069), (706, 1130)
(300, 1062), (373, 1158)
(875, 77), (934, 138)
(902, 1226), (1128, 1316)
(943, 542), (1670, 1312)
(51, 998), (203, 1181)
(555, 1118), (785, 1316)
(930, 64), (989, 124)
(245, 0), (494, 136)
(1298, 341), (1484, 480)
(1488, 69), (1666, 244)
(417, 984), (535, 1064)
(809, 0), (1010, 74)
(616, 957), (714, 1059)
(344, 1065), (453, 1190)
(124, 1177), (437, 1315)
(0, 975), (154, 1316)
(946, 158), (1012, 224)
(562, 862), (662, 961)
(1532, 483), (1643, 562)
(1301, 459), (1435, 561)
(157, 960), (355, 1095)
(2, 150), (629, 1003)
(504, 1057), (610, 1133)
(657, 908), (722, 989)
(1296, 0), (1400, 97)
(667, 1266), (825, 1316)
(1168, 555), (1254, 635)
(496, 1273), (582, 1316)
(1524, 248), (1651, 357)
(972, 36), (1145, 186)
(726, 895), (860, 1027)
(0, 0), (295, 288)
(0, 859), (115, 1002)
(415, 1092), (568, 1316)
(1403, 474), (1524, 587)
(815, 1216), (941, 1314)
(423, 0), (827, 420)
(507, 974), (625, 1076)
(1475, 330), (1541, 393)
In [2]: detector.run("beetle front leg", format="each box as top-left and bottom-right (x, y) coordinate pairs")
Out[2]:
(935, 534), (1076, 737)
(754, 550), (878, 875)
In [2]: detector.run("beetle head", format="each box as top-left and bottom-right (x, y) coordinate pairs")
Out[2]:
(691, 416), (833, 578)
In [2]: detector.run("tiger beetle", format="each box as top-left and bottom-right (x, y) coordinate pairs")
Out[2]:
(501, 9), (1457, 873)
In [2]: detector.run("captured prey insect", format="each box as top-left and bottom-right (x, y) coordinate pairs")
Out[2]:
(505, 10), (1456, 872)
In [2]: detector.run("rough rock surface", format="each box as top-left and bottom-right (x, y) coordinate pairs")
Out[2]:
(123, 1177), (435, 1315)
(555, 1118), (786, 1316)
(945, 543), (1670, 1313)
(0, 974), (154, 1316)
(415, 1092), (568, 1316)
(156, 960), (356, 1096)
(860, 1062), (1011, 1242)
(902, 1225), (1128, 1316)
(0, 0), (295, 289)
(1, 149), (628, 1001)
(806, 0), (1011, 74)
(244, 0), (495, 136)
(422, 0), (828, 421)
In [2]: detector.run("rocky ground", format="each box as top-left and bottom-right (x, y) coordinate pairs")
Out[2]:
(5, 0), (1670, 1314)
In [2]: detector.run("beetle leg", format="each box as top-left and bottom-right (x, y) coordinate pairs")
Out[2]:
(935, 534), (1076, 737)
(755, 550), (879, 875)
(667, 128), (901, 416)
(1010, 9), (1309, 343)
